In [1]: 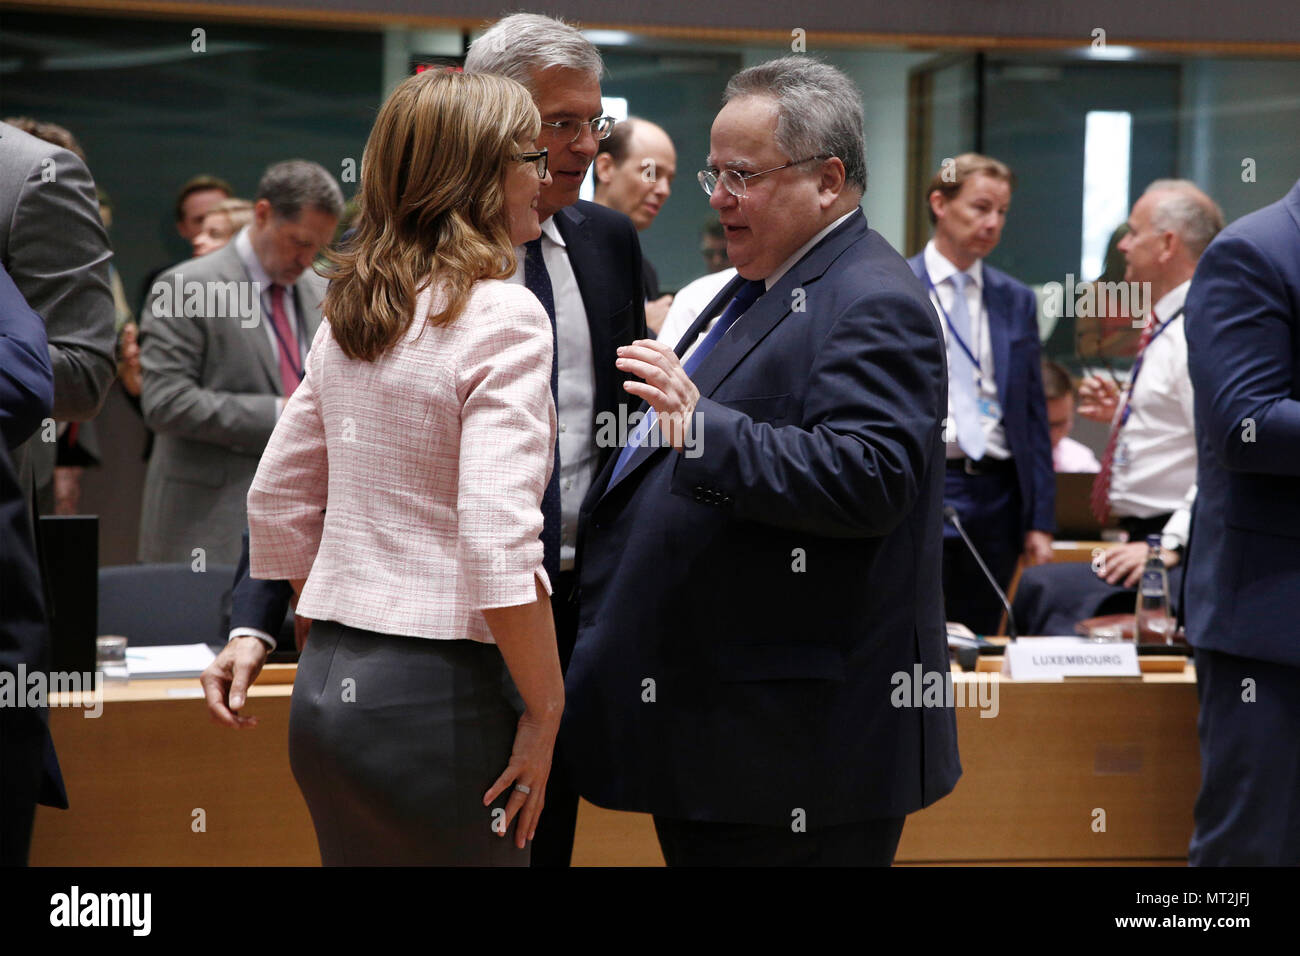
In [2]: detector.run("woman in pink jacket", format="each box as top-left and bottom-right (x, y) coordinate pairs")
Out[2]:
(242, 70), (562, 865)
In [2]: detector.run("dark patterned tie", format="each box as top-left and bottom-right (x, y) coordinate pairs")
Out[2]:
(524, 237), (562, 587)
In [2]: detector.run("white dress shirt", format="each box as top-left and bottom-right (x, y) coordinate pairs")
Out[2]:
(924, 240), (1010, 460)
(234, 227), (306, 418)
(667, 211), (856, 362)
(506, 216), (596, 570)
(658, 267), (737, 359)
(1108, 280), (1198, 536)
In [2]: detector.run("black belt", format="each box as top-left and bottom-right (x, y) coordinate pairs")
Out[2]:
(946, 456), (1016, 477)
(1117, 513), (1173, 541)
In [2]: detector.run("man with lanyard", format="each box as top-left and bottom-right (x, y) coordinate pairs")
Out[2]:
(909, 153), (1055, 636)
(1013, 180), (1224, 637)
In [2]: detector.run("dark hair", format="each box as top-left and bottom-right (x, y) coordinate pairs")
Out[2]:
(1041, 359), (1074, 401)
(701, 219), (725, 240)
(174, 175), (234, 222)
(926, 153), (1015, 224)
(255, 160), (344, 221)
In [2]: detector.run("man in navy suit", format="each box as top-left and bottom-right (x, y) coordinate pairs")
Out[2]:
(564, 57), (959, 865)
(909, 154), (1055, 635)
(1, 261), (58, 865)
(208, 13), (647, 868)
(1183, 177), (1300, 865)
(1, 261), (54, 452)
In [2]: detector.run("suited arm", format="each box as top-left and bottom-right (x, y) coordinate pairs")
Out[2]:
(9, 146), (116, 421)
(139, 289), (279, 452)
(1019, 291), (1057, 533)
(457, 291), (557, 609)
(1187, 232), (1300, 475)
(246, 324), (329, 581)
(672, 289), (945, 538)
(0, 263), (54, 450)
(228, 527), (292, 649)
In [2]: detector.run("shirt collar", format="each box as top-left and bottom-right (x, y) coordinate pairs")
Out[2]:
(515, 216), (566, 260)
(764, 209), (857, 291)
(924, 239), (983, 290)
(539, 215), (566, 248)
(1153, 279), (1190, 324)
(234, 226), (274, 293)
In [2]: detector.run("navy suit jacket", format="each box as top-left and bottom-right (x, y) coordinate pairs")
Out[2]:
(229, 200), (647, 634)
(564, 210), (961, 825)
(0, 260), (54, 451)
(1184, 178), (1300, 668)
(907, 253), (1055, 536)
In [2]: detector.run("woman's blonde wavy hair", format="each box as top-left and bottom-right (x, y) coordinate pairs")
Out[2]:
(323, 70), (540, 361)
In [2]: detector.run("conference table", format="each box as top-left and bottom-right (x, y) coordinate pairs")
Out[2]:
(31, 650), (1200, 866)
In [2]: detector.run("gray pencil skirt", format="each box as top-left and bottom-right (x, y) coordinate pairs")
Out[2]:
(288, 618), (529, 866)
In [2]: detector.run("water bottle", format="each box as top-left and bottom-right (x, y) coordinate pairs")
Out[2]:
(1135, 534), (1175, 645)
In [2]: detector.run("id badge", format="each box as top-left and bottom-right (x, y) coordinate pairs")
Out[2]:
(1114, 440), (1131, 468)
(976, 394), (1002, 421)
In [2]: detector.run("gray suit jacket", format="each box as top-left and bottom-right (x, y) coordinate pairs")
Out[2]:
(138, 240), (326, 564)
(0, 122), (117, 500)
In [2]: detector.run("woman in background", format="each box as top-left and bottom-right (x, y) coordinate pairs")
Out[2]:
(245, 69), (562, 865)
(191, 197), (254, 257)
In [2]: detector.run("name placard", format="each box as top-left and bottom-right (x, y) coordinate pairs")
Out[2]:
(1001, 637), (1140, 680)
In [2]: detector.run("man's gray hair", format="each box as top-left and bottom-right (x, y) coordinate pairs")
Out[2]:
(1144, 178), (1224, 260)
(464, 13), (604, 92)
(256, 159), (344, 221)
(723, 56), (867, 193)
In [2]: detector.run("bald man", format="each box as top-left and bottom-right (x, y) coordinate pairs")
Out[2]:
(594, 117), (677, 334)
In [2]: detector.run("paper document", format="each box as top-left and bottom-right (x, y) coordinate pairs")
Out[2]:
(125, 643), (217, 679)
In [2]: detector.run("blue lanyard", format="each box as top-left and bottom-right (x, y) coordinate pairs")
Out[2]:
(1120, 306), (1183, 426)
(922, 269), (987, 385)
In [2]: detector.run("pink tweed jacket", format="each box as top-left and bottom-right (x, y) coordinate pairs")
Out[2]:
(247, 278), (555, 642)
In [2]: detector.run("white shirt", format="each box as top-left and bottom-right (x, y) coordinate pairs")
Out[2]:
(1054, 436), (1101, 473)
(234, 227), (307, 419)
(666, 211), (856, 362)
(1108, 280), (1198, 534)
(658, 268), (737, 360)
(506, 217), (596, 570)
(924, 240), (1010, 460)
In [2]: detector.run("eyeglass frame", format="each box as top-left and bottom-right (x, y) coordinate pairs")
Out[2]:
(516, 148), (548, 179)
(538, 115), (616, 144)
(697, 154), (832, 199)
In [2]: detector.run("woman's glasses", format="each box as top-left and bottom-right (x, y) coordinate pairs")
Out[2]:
(517, 149), (548, 178)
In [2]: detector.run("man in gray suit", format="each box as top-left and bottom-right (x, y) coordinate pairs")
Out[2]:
(138, 160), (341, 565)
(0, 120), (117, 507)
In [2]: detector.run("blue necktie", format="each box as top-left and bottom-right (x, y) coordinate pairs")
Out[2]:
(524, 237), (561, 586)
(945, 271), (986, 460)
(608, 278), (765, 484)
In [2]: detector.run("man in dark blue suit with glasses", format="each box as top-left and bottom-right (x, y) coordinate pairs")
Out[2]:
(563, 57), (959, 866)
(1183, 177), (1300, 866)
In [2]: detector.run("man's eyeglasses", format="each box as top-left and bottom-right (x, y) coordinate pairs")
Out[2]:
(517, 148), (548, 178)
(697, 155), (831, 199)
(539, 116), (616, 144)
